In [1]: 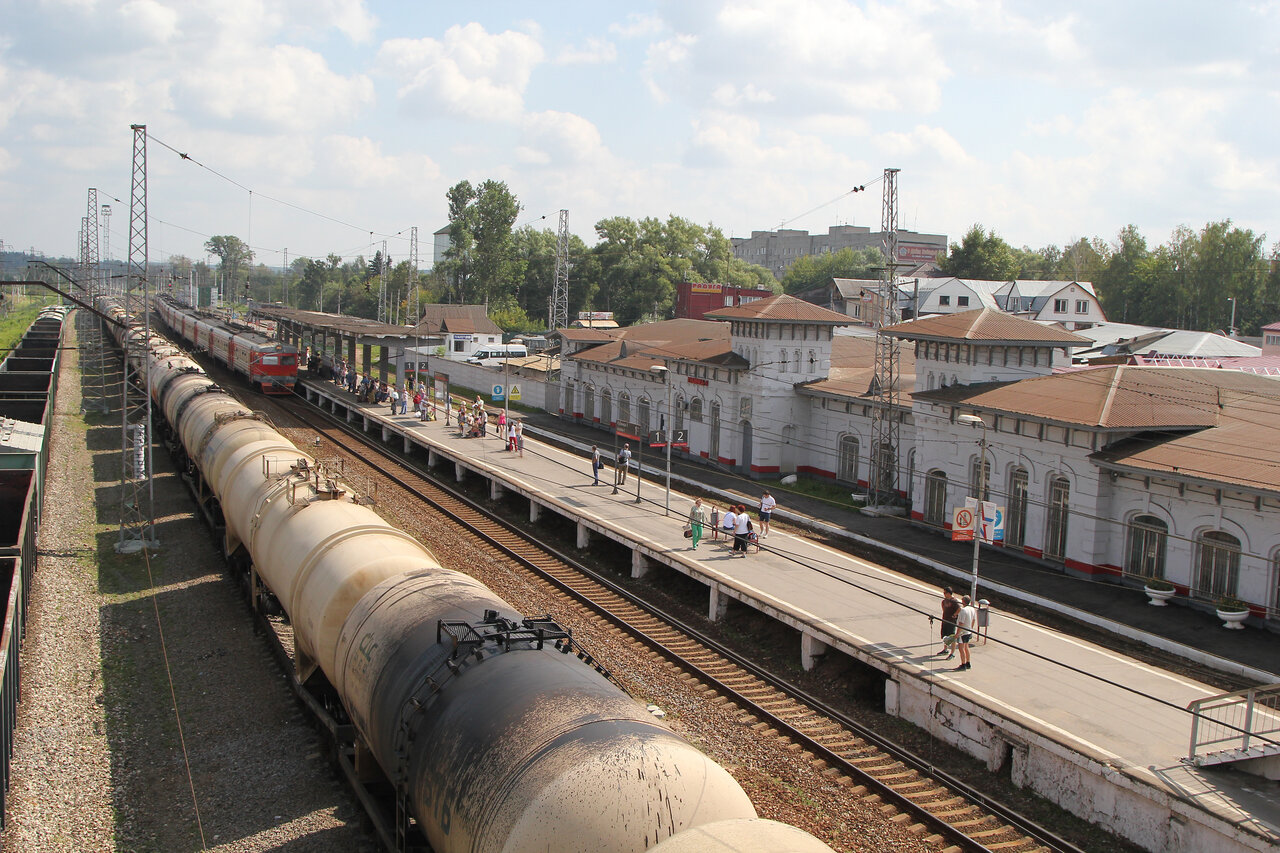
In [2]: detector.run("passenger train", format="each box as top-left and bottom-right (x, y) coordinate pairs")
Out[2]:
(96, 295), (835, 853)
(153, 297), (298, 394)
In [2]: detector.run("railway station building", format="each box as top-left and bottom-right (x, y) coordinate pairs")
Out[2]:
(555, 297), (1280, 623)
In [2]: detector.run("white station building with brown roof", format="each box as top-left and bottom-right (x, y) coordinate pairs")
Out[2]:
(557, 301), (1280, 622)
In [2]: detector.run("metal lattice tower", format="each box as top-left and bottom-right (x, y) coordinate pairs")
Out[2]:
(83, 188), (109, 413)
(117, 124), (157, 553)
(550, 209), (570, 331)
(869, 168), (901, 504)
(101, 204), (112, 294)
(408, 226), (419, 324)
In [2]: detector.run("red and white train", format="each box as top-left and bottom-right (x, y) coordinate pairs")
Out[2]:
(154, 298), (298, 394)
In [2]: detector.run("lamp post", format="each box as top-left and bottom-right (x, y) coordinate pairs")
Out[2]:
(651, 364), (674, 516)
(1227, 296), (1238, 338)
(957, 413), (992, 602)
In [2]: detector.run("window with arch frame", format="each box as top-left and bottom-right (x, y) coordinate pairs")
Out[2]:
(837, 434), (860, 484)
(1195, 530), (1241, 599)
(689, 397), (703, 422)
(618, 392), (631, 425)
(1125, 515), (1168, 580)
(924, 470), (948, 525)
(1044, 475), (1070, 561)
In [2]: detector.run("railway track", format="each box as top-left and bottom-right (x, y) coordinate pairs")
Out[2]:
(250, 385), (1094, 853)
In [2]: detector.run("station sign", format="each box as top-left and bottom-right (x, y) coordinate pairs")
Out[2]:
(952, 498), (1004, 543)
(491, 384), (505, 401)
(615, 421), (642, 442)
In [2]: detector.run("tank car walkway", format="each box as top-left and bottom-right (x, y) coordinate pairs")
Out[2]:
(301, 380), (1279, 853)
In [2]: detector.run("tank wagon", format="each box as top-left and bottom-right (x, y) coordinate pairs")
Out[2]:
(96, 296), (835, 853)
(153, 297), (298, 394)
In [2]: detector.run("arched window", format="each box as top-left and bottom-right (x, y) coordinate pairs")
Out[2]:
(874, 441), (895, 494)
(583, 384), (595, 422)
(709, 401), (721, 460)
(1005, 467), (1029, 548)
(1045, 476), (1070, 561)
(838, 435), (860, 484)
(906, 448), (917, 500)
(638, 397), (651, 437)
(780, 350), (789, 373)
(1195, 531), (1240, 599)
(600, 389), (612, 425)
(674, 395), (685, 438)
(1126, 515), (1168, 580)
(618, 392), (631, 425)
(807, 350), (817, 374)
(925, 471), (948, 525)
(794, 349), (801, 372)
(927, 372), (936, 390)
(969, 454), (991, 500)
(689, 397), (704, 422)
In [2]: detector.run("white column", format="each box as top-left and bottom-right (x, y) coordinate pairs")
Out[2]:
(800, 632), (827, 672)
(631, 549), (649, 579)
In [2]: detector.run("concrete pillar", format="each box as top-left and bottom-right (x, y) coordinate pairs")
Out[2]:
(455, 462), (466, 483)
(347, 336), (357, 370)
(708, 582), (729, 622)
(576, 522), (591, 550)
(530, 501), (542, 523)
(884, 679), (899, 715)
(631, 549), (650, 579)
(382, 425), (390, 443)
(427, 449), (438, 469)
(491, 479), (503, 501)
(378, 345), (389, 384)
(346, 407), (354, 423)
(362, 342), (372, 376)
(363, 416), (370, 433)
(403, 434), (411, 454)
(800, 632), (827, 672)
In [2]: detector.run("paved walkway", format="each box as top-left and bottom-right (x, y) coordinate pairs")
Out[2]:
(310, 381), (1280, 849)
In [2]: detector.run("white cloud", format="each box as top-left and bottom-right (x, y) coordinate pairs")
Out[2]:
(0, 147), (15, 174)
(519, 111), (610, 166)
(378, 24), (544, 122)
(178, 44), (374, 130)
(119, 0), (180, 43)
(555, 37), (617, 65)
(875, 125), (973, 167)
(711, 83), (775, 107)
(318, 135), (441, 187)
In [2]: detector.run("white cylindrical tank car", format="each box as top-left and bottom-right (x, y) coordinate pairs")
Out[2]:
(98, 296), (836, 853)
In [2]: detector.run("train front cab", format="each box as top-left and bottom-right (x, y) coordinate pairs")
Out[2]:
(252, 349), (297, 394)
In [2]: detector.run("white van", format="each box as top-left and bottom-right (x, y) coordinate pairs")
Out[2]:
(466, 344), (529, 366)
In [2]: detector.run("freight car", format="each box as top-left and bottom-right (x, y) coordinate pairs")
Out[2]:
(153, 297), (298, 394)
(96, 296), (835, 853)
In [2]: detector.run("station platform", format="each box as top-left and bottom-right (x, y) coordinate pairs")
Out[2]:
(299, 379), (1280, 853)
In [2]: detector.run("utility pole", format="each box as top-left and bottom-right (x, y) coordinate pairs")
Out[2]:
(117, 124), (157, 553)
(869, 167), (901, 506)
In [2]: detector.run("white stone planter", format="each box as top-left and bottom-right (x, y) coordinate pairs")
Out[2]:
(1144, 585), (1175, 606)
(1215, 608), (1249, 629)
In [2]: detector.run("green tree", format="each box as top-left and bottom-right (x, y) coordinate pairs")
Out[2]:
(781, 246), (881, 293)
(938, 225), (1019, 280)
(204, 235), (254, 294)
(438, 179), (521, 304)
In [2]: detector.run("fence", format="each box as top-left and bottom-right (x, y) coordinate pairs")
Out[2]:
(1187, 682), (1280, 766)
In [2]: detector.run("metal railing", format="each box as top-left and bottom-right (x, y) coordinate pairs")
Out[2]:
(1188, 683), (1280, 765)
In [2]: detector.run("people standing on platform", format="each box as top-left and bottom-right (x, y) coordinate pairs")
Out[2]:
(497, 409), (507, 439)
(479, 409), (487, 437)
(977, 599), (991, 644)
(388, 387), (399, 414)
(348, 371), (358, 394)
(513, 420), (524, 456)
(758, 491), (776, 538)
(616, 443), (632, 485)
(938, 587), (960, 660)
(955, 595), (976, 671)
(687, 498), (707, 550)
(590, 445), (602, 485)
(719, 506), (736, 544)
(709, 505), (721, 541)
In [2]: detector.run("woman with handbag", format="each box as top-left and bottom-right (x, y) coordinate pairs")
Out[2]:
(686, 498), (707, 551)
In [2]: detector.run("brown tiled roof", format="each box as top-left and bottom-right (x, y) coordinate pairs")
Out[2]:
(1090, 370), (1280, 494)
(912, 365), (1226, 428)
(410, 304), (503, 336)
(704, 293), (852, 324)
(883, 308), (1089, 345)
(800, 336), (916, 399)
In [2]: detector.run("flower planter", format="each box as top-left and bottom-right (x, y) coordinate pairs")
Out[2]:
(1144, 585), (1175, 607)
(1215, 608), (1248, 630)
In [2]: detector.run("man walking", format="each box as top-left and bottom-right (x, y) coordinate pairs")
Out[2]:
(590, 445), (602, 485)
(954, 595), (977, 671)
(758, 491), (776, 538)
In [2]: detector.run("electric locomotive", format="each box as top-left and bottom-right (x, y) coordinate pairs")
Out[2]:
(154, 297), (298, 394)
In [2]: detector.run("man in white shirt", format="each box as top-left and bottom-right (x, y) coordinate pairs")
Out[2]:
(720, 506), (737, 546)
(758, 491), (776, 538)
(733, 505), (750, 556)
(955, 595), (977, 671)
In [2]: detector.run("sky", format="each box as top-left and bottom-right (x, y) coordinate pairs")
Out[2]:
(1, 0), (1277, 272)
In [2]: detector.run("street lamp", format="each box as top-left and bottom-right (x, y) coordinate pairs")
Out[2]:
(957, 413), (992, 602)
(651, 364), (674, 516)
(1227, 296), (1238, 338)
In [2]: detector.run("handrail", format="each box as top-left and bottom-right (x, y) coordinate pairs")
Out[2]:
(1188, 682), (1280, 762)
